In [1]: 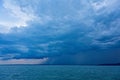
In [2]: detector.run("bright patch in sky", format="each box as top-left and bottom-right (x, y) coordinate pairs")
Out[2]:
(0, 0), (35, 33)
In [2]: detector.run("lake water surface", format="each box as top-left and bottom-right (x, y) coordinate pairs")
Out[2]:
(0, 65), (120, 80)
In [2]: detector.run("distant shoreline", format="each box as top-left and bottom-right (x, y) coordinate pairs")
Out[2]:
(0, 63), (120, 66)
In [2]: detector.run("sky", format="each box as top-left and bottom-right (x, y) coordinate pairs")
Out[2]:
(0, 0), (120, 64)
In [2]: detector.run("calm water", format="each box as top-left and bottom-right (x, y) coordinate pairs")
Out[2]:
(0, 65), (120, 80)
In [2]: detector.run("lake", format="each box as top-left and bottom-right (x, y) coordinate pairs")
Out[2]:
(0, 65), (120, 80)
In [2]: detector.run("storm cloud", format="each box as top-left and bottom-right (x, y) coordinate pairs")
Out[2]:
(0, 0), (120, 64)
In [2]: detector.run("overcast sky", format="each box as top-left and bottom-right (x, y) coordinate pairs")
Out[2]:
(0, 0), (120, 64)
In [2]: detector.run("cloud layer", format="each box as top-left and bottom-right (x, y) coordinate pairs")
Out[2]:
(0, 0), (120, 64)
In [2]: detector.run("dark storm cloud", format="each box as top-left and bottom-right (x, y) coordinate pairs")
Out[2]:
(0, 0), (120, 64)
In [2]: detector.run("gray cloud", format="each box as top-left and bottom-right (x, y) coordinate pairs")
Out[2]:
(0, 0), (120, 64)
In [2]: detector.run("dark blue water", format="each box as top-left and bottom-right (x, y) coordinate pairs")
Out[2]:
(0, 65), (120, 80)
